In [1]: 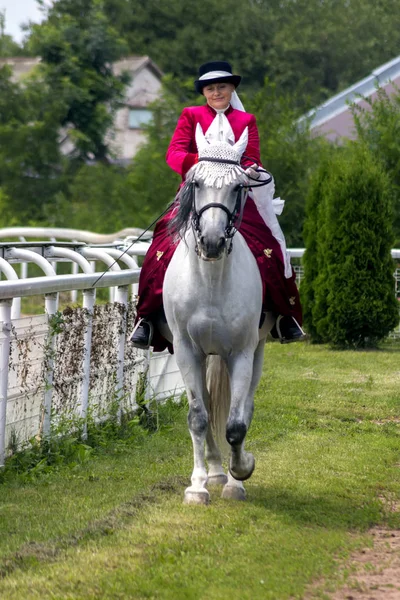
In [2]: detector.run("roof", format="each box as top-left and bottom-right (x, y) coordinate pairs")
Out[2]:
(304, 55), (400, 130)
(0, 55), (163, 82)
(113, 56), (163, 79)
(0, 56), (41, 81)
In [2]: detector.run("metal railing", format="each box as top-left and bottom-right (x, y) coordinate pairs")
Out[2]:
(0, 237), (184, 467)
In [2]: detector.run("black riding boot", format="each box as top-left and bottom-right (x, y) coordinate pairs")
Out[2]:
(271, 315), (306, 344)
(129, 318), (154, 349)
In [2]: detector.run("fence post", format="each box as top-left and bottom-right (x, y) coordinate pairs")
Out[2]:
(115, 285), (129, 422)
(0, 299), (12, 467)
(43, 293), (59, 439)
(80, 289), (95, 439)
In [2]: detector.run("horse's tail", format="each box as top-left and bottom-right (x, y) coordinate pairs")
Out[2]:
(206, 355), (231, 458)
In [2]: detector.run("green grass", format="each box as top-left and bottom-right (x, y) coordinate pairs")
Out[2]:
(0, 341), (400, 599)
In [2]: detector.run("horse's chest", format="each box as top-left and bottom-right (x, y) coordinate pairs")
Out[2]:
(164, 240), (262, 352)
(186, 310), (244, 353)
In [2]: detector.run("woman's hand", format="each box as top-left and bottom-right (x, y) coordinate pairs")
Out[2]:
(245, 163), (260, 180)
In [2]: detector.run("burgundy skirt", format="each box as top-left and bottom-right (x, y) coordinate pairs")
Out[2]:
(136, 197), (302, 352)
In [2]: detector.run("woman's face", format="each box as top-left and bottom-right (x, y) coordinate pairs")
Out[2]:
(203, 82), (235, 110)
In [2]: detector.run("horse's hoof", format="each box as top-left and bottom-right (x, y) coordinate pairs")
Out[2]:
(229, 453), (255, 481)
(221, 485), (246, 501)
(207, 473), (228, 486)
(183, 488), (210, 505)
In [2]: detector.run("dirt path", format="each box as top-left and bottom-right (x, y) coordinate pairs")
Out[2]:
(331, 528), (400, 600)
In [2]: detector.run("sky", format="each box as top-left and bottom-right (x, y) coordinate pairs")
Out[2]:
(0, 0), (53, 43)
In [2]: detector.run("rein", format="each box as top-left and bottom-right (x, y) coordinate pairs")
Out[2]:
(191, 157), (273, 256)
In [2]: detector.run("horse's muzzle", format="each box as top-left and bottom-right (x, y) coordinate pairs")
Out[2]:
(199, 235), (226, 260)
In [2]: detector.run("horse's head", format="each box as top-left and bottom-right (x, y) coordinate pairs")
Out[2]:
(171, 125), (249, 261)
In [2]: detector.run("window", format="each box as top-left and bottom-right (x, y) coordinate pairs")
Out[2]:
(128, 109), (153, 129)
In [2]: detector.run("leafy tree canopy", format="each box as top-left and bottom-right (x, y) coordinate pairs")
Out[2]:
(103, 0), (400, 110)
(27, 0), (130, 162)
(0, 10), (25, 57)
(0, 65), (63, 224)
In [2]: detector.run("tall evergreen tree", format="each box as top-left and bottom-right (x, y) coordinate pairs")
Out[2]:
(351, 85), (400, 246)
(303, 143), (399, 347)
(301, 158), (332, 341)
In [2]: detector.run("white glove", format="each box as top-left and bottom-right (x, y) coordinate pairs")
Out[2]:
(245, 163), (260, 180)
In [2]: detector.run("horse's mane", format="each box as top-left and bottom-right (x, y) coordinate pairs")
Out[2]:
(169, 169), (196, 239)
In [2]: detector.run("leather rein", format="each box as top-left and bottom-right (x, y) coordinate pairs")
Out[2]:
(191, 157), (273, 256)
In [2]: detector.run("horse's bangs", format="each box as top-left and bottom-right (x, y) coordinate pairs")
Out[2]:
(169, 177), (194, 238)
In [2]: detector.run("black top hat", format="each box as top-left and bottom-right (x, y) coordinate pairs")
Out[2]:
(194, 61), (241, 94)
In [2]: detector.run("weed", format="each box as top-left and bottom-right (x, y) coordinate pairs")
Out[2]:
(0, 390), (188, 484)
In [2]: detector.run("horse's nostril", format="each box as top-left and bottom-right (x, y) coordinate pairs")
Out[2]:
(217, 237), (226, 250)
(200, 235), (206, 247)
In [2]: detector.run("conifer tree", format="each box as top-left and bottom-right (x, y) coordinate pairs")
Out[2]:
(301, 158), (330, 341)
(303, 143), (399, 347)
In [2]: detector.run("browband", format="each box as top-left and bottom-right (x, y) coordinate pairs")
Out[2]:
(198, 157), (240, 166)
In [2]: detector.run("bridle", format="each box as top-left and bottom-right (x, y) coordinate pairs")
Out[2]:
(191, 156), (273, 256)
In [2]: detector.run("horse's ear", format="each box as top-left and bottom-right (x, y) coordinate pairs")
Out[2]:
(195, 123), (209, 152)
(233, 126), (248, 156)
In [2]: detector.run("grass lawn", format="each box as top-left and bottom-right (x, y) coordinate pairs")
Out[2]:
(0, 341), (399, 599)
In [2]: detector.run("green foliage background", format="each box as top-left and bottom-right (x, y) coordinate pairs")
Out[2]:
(0, 0), (400, 248)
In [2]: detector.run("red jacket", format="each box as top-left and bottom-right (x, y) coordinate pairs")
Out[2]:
(166, 104), (261, 180)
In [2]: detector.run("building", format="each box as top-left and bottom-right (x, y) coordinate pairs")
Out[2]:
(303, 55), (400, 141)
(112, 56), (163, 160)
(0, 55), (163, 160)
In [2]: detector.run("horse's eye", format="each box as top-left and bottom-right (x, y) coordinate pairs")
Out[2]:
(193, 180), (200, 189)
(234, 184), (243, 192)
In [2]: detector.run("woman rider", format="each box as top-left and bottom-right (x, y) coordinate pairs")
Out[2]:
(131, 61), (305, 351)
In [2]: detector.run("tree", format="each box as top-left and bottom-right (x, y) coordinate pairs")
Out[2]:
(246, 80), (328, 246)
(263, 0), (400, 109)
(351, 85), (400, 246)
(50, 83), (191, 233)
(301, 157), (332, 341)
(103, 0), (400, 111)
(104, 0), (274, 93)
(120, 84), (194, 229)
(303, 143), (399, 347)
(27, 0), (130, 162)
(0, 10), (25, 57)
(0, 65), (63, 224)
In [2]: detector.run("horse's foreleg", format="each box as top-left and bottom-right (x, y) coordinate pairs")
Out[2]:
(221, 471), (246, 501)
(204, 356), (228, 485)
(174, 342), (210, 505)
(226, 341), (265, 482)
(205, 428), (227, 486)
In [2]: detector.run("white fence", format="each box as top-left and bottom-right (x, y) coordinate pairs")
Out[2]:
(0, 229), (399, 467)
(0, 233), (185, 466)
